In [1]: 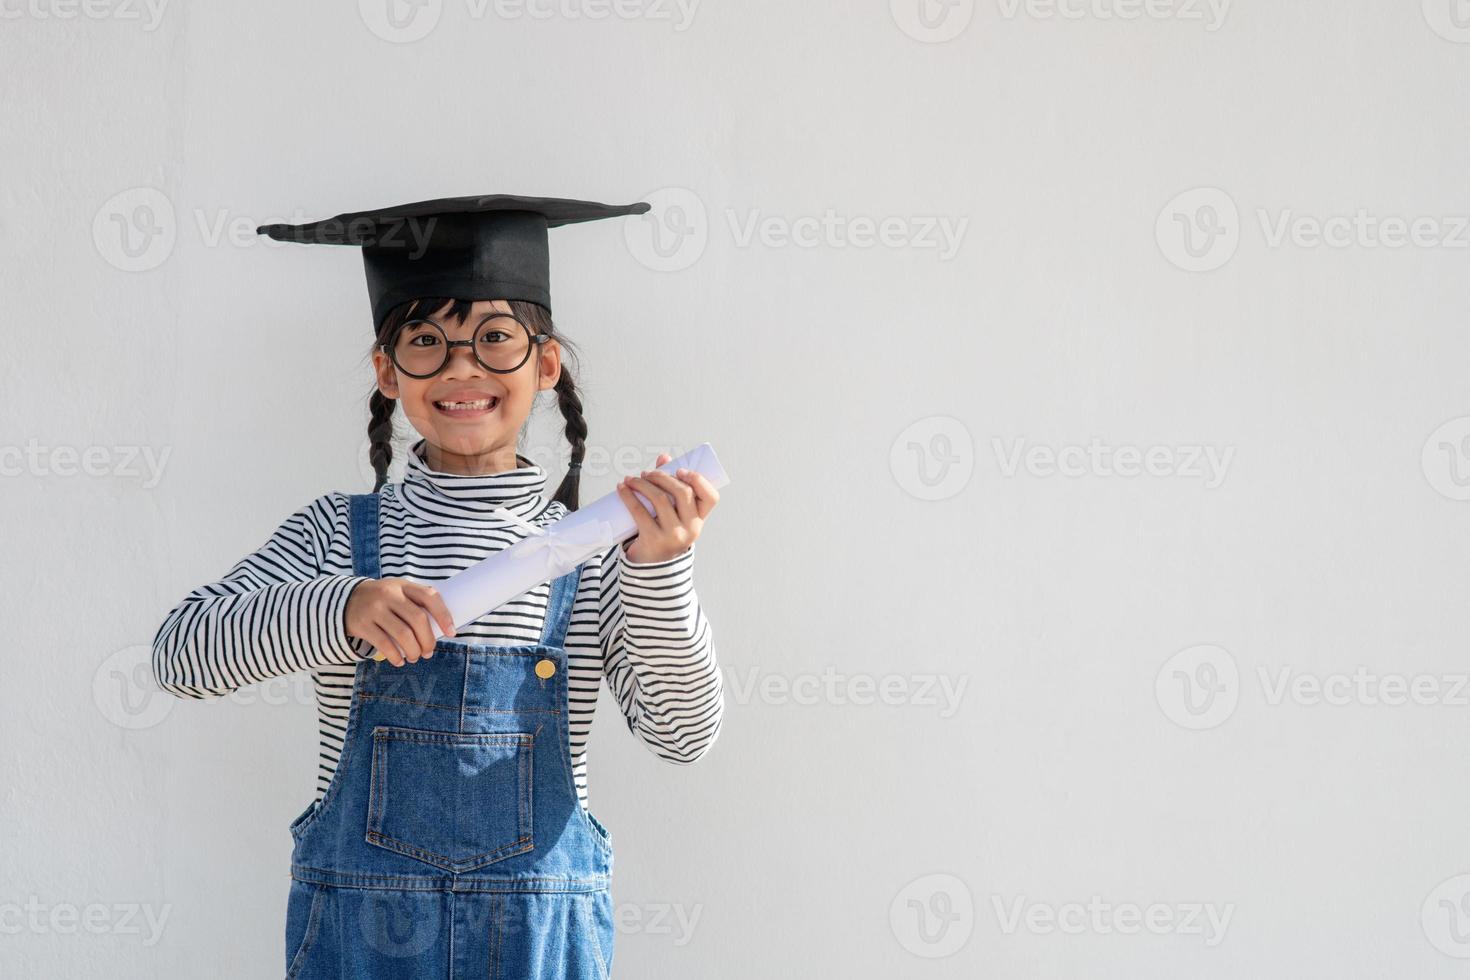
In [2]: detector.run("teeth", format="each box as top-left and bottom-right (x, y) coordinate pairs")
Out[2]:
(436, 398), (495, 410)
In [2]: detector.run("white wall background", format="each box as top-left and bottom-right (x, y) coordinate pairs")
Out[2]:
(5, 0), (1470, 976)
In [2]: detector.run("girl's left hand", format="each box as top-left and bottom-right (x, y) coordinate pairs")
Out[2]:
(616, 452), (720, 564)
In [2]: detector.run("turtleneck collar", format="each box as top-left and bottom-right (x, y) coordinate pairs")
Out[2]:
(394, 437), (552, 527)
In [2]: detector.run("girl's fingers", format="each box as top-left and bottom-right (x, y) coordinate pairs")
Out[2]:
(640, 469), (697, 524)
(623, 475), (676, 528)
(404, 583), (456, 638)
(390, 604), (435, 662)
(614, 481), (661, 537)
(363, 624), (405, 666)
(379, 614), (422, 665)
(679, 469), (720, 519)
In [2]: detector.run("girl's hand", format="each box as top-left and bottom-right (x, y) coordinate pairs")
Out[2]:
(344, 578), (456, 667)
(616, 453), (720, 565)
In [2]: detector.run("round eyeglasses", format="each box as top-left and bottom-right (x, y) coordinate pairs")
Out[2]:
(381, 313), (550, 379)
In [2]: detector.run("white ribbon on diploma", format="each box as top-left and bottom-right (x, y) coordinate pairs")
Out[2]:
(370, 441), (730, 659)
(487, 507), (619, 568)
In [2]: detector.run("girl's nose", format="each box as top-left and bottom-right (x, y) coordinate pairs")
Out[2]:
(441, 342), (487, 376)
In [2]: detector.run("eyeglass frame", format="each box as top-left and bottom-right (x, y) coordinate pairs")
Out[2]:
(378, 312), (551, 379)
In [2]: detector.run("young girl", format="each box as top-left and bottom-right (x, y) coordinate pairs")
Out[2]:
(151, 195), (724, 979)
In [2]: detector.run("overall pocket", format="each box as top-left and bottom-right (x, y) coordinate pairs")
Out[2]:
(288, 799), (320, 842)
(365, 725), (535, 872)
(284, 880), (328, 979)
(577, 892), (615, 980)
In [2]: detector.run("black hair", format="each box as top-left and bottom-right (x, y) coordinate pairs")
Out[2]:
(366, 296), (588, 510)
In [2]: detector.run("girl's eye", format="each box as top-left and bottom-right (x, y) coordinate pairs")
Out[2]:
(408, 334), (440, 347)
(480, 330), (509, 345)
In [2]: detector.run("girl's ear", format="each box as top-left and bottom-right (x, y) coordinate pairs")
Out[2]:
(537, 338), (562, 392)
(372, 348), (400, 399)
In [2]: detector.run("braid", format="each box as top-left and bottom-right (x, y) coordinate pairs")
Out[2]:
(551, 369), (588, 511)
(368, 390), (396, 492)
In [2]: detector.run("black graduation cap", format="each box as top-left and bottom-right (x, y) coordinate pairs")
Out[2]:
(256, 193), (651, 329)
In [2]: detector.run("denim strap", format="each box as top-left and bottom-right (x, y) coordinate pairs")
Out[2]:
(348, 492), (382, 579)
(538, 564), (583, 648)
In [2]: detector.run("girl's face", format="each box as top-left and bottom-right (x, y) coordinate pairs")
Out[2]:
(372, 298), (561, 473)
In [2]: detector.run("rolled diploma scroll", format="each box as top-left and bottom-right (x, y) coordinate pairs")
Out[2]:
(373, 442), (731, 657)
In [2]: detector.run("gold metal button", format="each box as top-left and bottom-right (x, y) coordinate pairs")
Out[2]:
(535, 658), (556, 679)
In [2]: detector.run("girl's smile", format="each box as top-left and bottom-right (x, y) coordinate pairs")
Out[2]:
(430, 391), (502, 419)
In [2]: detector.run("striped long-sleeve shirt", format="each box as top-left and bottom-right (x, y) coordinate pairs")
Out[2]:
(150, 438), (725, 811)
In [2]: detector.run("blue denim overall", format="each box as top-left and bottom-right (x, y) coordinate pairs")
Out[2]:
(283, 491), (617, 979)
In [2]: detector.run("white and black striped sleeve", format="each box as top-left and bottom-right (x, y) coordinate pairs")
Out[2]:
(151, 493), (372, 699)
(599, 539), (725, 764)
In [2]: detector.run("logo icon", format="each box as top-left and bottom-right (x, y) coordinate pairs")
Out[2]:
(1155, 643), (1239, 730)
(1156, 187), (1240, 272)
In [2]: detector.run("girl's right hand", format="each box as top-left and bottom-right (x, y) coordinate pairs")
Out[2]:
(344, 579), (456, 667)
